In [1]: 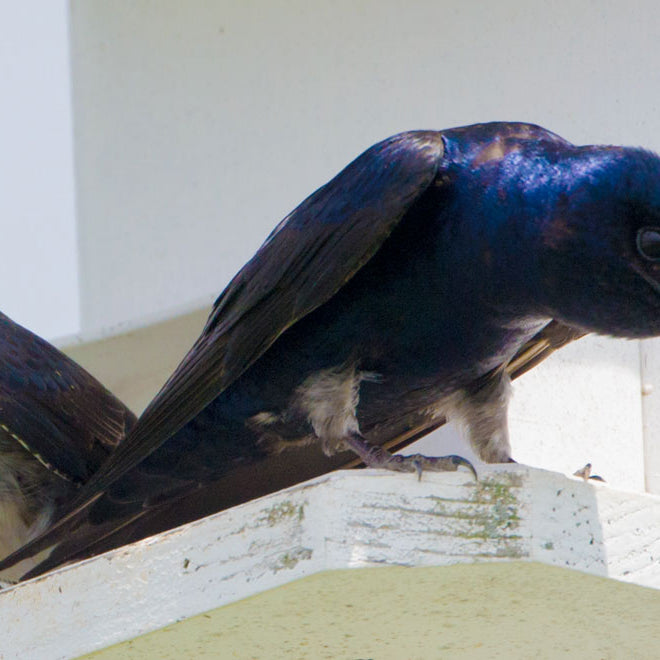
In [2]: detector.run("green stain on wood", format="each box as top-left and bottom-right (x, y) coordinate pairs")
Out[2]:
(260, 500), (306, 527)
(273, 547), (313, 572)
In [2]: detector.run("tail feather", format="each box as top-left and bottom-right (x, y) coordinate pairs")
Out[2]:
(0, 494), (102, 576)
(20, 507), (152, 580)
(0, 321), (585, 580)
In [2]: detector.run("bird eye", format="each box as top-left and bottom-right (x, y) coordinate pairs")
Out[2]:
(637, 227), (660, 261)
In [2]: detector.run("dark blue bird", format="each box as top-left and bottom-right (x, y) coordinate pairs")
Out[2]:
(4, 121), (660, 577)
(0, 312), (135, 580)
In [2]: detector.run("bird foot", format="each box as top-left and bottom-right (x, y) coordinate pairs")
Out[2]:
(573, 463), (605, 482)
(345, 435), (477, 480)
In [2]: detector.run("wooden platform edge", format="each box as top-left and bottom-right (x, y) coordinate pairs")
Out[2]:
(1, 464), (659, 659)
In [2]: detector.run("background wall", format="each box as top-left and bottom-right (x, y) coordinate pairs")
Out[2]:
(3, 0), (660, 492)
(69, 0), (660, 335)
(0, 0), (78, 337)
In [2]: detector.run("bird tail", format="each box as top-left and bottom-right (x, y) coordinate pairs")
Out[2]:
(0, 494), (103, 578)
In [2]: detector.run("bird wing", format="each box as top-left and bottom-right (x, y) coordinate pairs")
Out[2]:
(0, 313), (136, 483)
(0, 126), (584, 576)
(11, 319), (585, 579)
(75, 130), (447, 498)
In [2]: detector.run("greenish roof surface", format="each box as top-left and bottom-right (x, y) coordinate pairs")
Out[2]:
(83, 562), (660, 659)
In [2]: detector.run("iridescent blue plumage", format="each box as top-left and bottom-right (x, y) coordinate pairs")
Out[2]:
(4, 121), (660, 577)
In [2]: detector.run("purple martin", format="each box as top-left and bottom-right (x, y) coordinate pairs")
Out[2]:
(3, 121), (660, 578)
(0, 312), (135, 579)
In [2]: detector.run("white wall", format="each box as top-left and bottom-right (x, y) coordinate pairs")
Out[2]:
(0, 0), (78, 338)
(69, 0), (660, 335)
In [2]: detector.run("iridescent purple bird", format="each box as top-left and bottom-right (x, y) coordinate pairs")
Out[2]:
(4, 122), (660, 578)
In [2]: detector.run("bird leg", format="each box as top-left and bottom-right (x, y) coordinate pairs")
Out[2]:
(344, 433), (477, 480)
(450, 371), (513, 463)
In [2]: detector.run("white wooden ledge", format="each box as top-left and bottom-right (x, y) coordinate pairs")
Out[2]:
(1, 464), (659, 659)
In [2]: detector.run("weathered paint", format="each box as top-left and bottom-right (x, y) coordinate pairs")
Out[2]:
(0, 465), (659, 658)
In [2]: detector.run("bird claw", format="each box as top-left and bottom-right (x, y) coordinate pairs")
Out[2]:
(392, 452), (478, 480)
(573, 463), (605, 482)
(345, 435), (477, 480)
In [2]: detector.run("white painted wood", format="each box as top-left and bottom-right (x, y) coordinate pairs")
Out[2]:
(641, 337), (660, 495)
(0, 465), (659, 659)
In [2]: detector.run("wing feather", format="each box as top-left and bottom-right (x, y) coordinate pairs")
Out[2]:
(0, 321), (585, 578)
(76, 131), (446, 496)
(0, 313), (135, 483)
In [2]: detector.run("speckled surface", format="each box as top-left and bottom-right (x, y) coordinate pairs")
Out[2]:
(83, 562), (660, 659)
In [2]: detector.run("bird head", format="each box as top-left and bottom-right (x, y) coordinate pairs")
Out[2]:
(534, 145), (660, 338)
